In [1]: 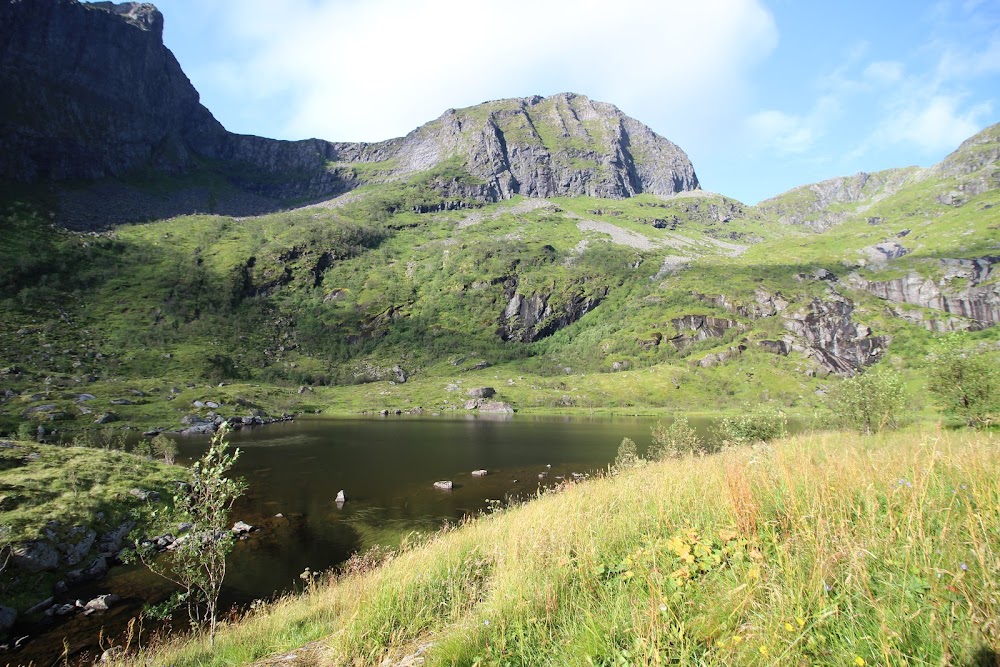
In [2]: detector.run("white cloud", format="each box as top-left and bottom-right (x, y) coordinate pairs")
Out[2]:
(875, 95), (992, 152)
(863, 60), (903, 84)
(745, 94), (840, 155)
(193, 0), (778, 143)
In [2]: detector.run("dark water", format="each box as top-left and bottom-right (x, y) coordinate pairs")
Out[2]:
(8, 414), (689, 665)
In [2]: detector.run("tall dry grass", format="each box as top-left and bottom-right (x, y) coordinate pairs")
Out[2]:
(114, 426), (999, 666)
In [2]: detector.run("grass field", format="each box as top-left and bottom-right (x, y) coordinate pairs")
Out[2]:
(108, 426), (1000, 666)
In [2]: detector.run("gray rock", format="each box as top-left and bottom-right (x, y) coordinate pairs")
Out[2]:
(11, 541), (60, 572)
(94, 412), (118, 424)
(129, 488), (161, 502)
(471, 470), (488, 477)
(498, 285), (608, 343)
(466, 387), (496, 399)
(58, 527), (97, 566)
(433, 481), (453, 490)
(24, 597), (54, 616)
(109, 398), (133, 405)
(231, 521), (255, 535)
(97, 521), (135, 554)
(848, 257), (999, 325)
(83, 594), (120, 613)
(205, 401), (220, 409)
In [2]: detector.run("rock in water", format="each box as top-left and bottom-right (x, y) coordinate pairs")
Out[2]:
(471, 470), (488, 477)
(433, 481), (453, 491)
(335, 489), (346, 503)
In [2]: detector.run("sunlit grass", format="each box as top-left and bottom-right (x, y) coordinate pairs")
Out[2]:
(115, 426), (999, 666)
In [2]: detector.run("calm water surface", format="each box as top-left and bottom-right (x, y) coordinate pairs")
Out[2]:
(17, 414), (677, 664)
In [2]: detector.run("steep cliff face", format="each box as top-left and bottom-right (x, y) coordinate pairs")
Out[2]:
(0, 0), (223, 181)
(1, 1), (700, 225)
(384, 94), (700, 201)
(848, 257), (1000, 327)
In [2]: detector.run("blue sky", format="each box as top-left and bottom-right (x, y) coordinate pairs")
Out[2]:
(150, 0), (1000, 204)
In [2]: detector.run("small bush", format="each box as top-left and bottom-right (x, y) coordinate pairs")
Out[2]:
(151, 433), (178, 465)
(16, 422), (34, 441)
(649, 416), (705, 459)
(830, 364), (907, 434)
(714, 403), (788, 447)
(612, 437), (639, 472)
(926, 339), (998, 428)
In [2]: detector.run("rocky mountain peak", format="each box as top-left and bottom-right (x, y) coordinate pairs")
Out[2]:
(87, 2), (163, 34)
(0, 1), (699, 225)
(383, 92), (700, 200)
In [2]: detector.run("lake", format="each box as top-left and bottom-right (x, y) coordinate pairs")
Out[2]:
(11, 413), (703, 665)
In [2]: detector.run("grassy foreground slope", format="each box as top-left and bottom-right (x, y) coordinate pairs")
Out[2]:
(114, 428), (1000, 666)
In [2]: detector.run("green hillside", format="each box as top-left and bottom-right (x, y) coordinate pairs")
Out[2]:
(1, 123), (999, 435)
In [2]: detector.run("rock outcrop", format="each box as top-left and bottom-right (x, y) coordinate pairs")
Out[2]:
(0, 2), (700, 227)
(498, 284), (608, 343)
(782, 297), (886, 375)
(848, 257), (999, 326)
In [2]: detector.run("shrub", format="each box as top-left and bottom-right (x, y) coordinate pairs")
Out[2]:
(830, 364), (907, 434)
(613, 437), (639, 472)
(714, 403), (788, 446)
(151, 433), (178, 465)
(649, 416), (705, 459)
(926, 339), (998, 428)
(16, 422), (34, 441)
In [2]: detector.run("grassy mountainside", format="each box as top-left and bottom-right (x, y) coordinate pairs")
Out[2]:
(1, 124), (999, 434)
(107, 428), (1000, 666)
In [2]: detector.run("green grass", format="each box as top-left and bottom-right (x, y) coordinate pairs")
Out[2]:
(108, 427), (1000, 666)
(0, 439), (181, 609)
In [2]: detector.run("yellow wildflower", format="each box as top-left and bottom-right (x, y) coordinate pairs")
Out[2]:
(784, 622), (794, 632)
(854, 657), (866, 666)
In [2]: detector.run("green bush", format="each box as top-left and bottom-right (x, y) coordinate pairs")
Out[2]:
(714, 403), (788, 446)
(612, 437), (639, 472)
(648, 416), (705, 459)
(926, 339), (998, 428)
(830, 364), (907, 434)
(16, 422), (34, 441)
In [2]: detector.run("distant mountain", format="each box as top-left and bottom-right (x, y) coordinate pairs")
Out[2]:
(0, 0), (698, 227)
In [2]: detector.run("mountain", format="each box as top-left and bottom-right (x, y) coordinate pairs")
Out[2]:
(0, 0), (997, 438)
(0, 0), (698, 229)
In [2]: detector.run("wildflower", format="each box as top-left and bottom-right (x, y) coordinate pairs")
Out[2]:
(759, 645), (769, 656)
(796, 617), (805, 627)
(824, 583), (832, 592)
(731, 635), (743, 645)
(484, 619), (490, 626)
(961, 484), (967, 490)
(855, 656), (866, 666)
(784, 622), (794, 632)
(659, 604), (667, 612)
(961, 563), (968, 571)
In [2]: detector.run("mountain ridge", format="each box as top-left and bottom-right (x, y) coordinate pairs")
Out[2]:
(0, 0), (699, 228)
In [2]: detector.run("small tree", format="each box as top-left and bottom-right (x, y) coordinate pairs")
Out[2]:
(613, 437), (639, 473)
(151, 433), (178, 465)
(649, 416), (705, 459)
(132, 425), (244, 646)
(926, 340), (998, 428)
(830, 364), (907, 434)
